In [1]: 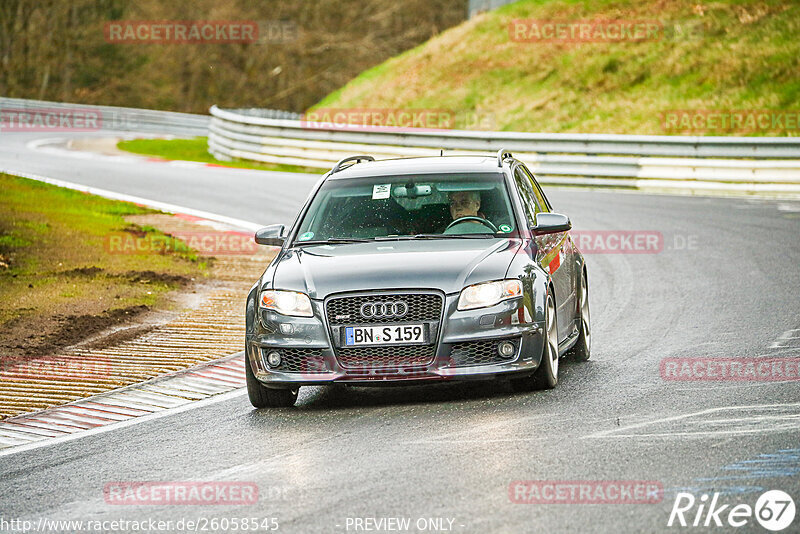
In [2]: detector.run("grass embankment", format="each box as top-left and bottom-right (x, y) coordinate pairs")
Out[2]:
(0, 173), (208, 360)
(117, 137), (325, 174)
(313, 0), (800, 135)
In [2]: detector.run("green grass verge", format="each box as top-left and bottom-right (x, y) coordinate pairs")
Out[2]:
(0, 173), (209, 359)
(313, 0), (800, 135)
(117, 137), (325, 174)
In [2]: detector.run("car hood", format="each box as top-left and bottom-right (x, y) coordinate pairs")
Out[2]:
(269, 239), (522, 299)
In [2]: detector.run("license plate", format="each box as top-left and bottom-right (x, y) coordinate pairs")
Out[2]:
(344, 324), (426, 346)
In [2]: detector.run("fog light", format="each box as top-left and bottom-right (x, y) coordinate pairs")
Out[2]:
(266, 351), (282, 368)
(498, 341), (516, 358)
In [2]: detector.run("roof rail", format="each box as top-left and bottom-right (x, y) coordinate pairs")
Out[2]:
(497, 149), (512, 167)
(330, 155), (375, 174)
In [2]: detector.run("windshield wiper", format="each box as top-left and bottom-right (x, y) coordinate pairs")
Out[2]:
(373, 234), (493, 241)
(295, 238), (372, 246)
(412, 233), (494, 239)
(295, 234), (498, 245)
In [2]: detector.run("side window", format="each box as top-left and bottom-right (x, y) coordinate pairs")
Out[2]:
(521, 165), (550, 213)
(513, 167), (539, 224)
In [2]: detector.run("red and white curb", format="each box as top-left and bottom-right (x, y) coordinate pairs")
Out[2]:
(0, 353), (247, 454)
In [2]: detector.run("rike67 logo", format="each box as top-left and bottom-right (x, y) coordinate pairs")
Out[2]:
(668, 490), (795, 531)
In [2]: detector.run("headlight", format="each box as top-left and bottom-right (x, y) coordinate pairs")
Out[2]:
(259, 290), (313, 317)
(457, 279), (523, 311)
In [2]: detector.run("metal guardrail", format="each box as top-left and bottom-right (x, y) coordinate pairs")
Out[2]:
(3, 98), (799, 195)
(0, 97), (209, 137)
(224, 107), (303, 121)
(208, 105), (800, 195)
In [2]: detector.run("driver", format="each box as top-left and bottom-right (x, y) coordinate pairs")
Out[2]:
(448, 191), (482, 221)
(445, 191), (493, 233)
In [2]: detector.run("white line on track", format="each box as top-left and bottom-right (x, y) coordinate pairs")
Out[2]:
(582, 402), (800, 439)
(770, 328), (800, 350)
(671, 380), (800, 391)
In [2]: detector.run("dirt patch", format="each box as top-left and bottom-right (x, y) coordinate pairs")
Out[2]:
(2, 305), (151, 358)
(83, 324), (158, 350)
(125, 270), (192, 286)
(121, 225), (148, 238)
(62, 266), (104, 277)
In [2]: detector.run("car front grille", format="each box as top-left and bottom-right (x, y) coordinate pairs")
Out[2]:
(326, 292), (443, 326)
(325, 291), (444, 369)
(336, 344), (437, 369)
(446, 338), (520, 367)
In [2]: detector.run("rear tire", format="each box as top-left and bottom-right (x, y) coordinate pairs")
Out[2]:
(569, 270), (591, 362)
(511, 292), (559, 392)
(246, 354), (299, 408)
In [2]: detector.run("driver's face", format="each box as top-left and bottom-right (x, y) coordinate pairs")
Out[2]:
(449, 191), (480, 220)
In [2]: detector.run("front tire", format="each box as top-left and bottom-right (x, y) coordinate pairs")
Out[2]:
(246, 354), (299, 408)
(511, 292), (559, 392)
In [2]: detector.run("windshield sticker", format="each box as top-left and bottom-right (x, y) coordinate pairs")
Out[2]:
(298, 231), (314, 241)
(499, 224), (512, 233)
(372, 184), (391, 199)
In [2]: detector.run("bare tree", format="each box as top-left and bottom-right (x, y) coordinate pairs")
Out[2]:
(0, 0), (466, 112)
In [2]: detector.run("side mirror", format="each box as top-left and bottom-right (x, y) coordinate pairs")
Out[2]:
(255, 224), (286, 247)
(531, 213), (571, 235)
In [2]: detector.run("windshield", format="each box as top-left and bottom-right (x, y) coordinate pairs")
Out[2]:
(293, 172), (517, 243)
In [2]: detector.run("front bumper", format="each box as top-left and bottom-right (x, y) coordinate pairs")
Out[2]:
(247, 293), (544, 387)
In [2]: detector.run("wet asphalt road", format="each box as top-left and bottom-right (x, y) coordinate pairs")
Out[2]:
(1, 130), (799, 533)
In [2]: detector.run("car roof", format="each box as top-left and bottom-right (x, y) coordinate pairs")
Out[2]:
(326, 155), (509, 180)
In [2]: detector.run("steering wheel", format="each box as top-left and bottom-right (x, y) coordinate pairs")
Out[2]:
(445, 216), (498, 233)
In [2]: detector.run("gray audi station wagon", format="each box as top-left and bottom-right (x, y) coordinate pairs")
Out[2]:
(245, 151), (590, 407)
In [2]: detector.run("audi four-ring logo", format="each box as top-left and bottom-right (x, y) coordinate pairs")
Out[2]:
(360, 301), (409, 319)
